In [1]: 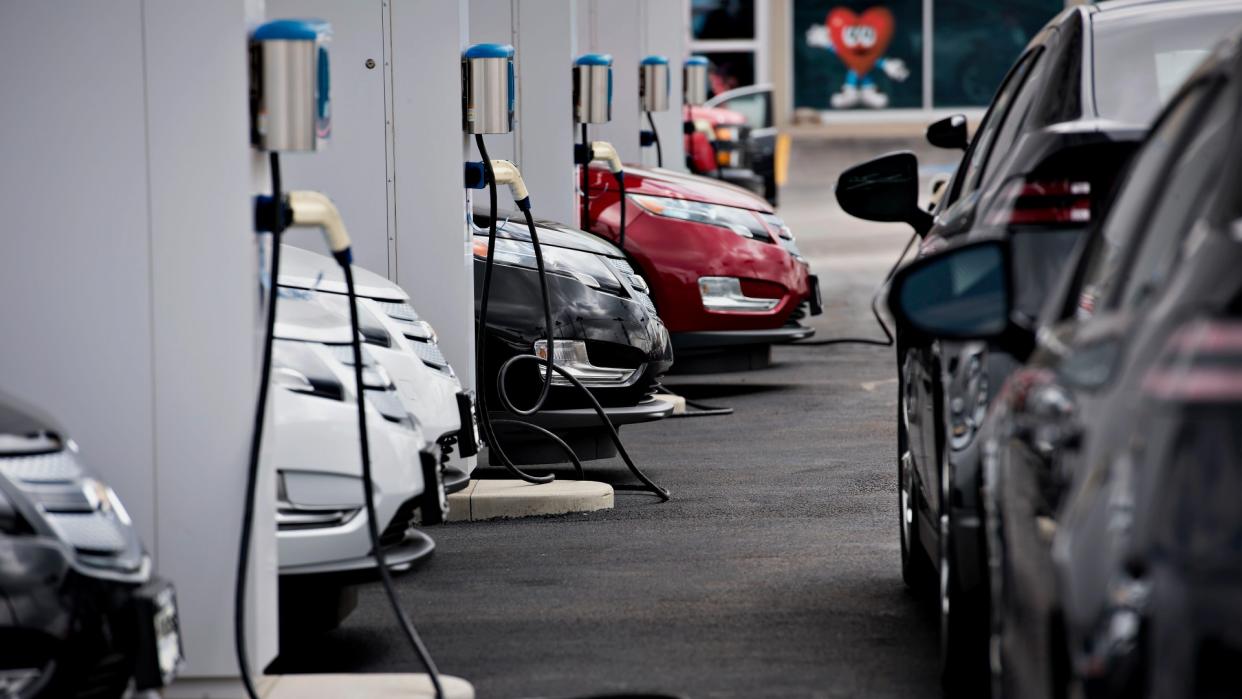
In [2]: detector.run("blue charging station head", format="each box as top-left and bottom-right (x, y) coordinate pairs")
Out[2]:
(464, 43), (515, 59)
(575, 53), (613, 67)
(641, 55), (669, 66)
(252, 18), (331, 41)
(684, 55), (709, 67)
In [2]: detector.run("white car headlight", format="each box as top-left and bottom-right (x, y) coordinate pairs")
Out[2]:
(698, 277), (779, 312)
(533, 339), (640, 387)
(629, 194), (770, 240)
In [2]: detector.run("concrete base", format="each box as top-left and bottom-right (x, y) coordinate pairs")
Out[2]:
(447, 479), (613, 521)
(652, 394), (686, 415)
(258, 673), (473, 698)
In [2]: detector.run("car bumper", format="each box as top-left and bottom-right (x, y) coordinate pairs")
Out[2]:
(476, 260), (673, 409)
(622, 211), (816, 334)
(278, 528), (436, 580)
(672, 324), (815, 353)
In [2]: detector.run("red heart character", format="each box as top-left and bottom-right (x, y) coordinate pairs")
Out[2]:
(826, 6), (895, 76)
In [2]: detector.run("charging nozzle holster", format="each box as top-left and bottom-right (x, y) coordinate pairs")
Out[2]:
(573, 143), (595, 165)
(640, 131), (657, 147)
(253, 194), (292, 234)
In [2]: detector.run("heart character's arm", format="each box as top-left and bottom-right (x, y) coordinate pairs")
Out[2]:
(805, 24), (836, 53)
(880, 57), (909, 81)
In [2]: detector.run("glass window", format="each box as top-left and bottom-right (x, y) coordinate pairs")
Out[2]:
(792, 0), (923, 110)
(692, 0), (755, 40)
(953, 51), (1037, 200)
(933, 0), (1062, 107)
(699, 52), (756, 95)
(713, 89), (773, 128)
(1072, 83), (1213, 319)
(1092, 3), (1242, 124)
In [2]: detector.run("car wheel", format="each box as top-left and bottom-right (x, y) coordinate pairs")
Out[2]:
(939, 510), (990, 696)
(898, 390), (934, 593)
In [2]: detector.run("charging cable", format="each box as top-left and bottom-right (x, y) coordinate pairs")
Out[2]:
(237, 155), (446, 699)
(644, 111), (663, 168)
(586, 141), (627, 250)
(235, 152), (284, 699)
(475, 134), (669, 501)
(787, 232), (917, 348)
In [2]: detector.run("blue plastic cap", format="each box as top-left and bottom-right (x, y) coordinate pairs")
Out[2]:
(641, 55), (669, 65)
(464, 43), (515, 59)
(575, 53), (613, 67)
(253, 18), (330, 41)
(684, 56), (709, 66)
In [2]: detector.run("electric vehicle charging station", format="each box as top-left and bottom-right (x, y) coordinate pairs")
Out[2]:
(639, 55), (670, 167)
(683, 56), (710, 108)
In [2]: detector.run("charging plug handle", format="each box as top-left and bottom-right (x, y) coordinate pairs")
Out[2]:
(488, 159), (531, 210)
(287, 190), (353, 261)
(589, 141), (623, 174)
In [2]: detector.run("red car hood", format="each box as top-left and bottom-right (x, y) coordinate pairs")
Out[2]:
(685, 104), (745, 126)
(613, 164), (775, 214)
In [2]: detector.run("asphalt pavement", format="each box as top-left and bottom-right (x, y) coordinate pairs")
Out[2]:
(273, 136), (961, 698)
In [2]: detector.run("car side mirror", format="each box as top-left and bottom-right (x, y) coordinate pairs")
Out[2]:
(926, 114), (969, 151)
(887, 239), (1034, 357)
(835, 151), (934, 236)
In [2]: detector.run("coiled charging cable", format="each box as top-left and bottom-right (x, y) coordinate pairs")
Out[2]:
(475, 134), (669, 501)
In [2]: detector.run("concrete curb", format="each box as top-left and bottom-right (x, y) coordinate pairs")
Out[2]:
(446, 479), (614, 521)
(652, 393), (686, 415)
(259, 673), (473, 698)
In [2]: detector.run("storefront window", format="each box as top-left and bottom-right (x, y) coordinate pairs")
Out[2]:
(700, 51), (757, 96)
(932, 0), (1061, 107)
(793, 0), (924, 111)
(692, 0), (757, 40)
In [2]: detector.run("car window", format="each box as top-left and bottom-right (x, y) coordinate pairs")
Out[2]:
(1116, 81), (1235, 310)
(714, 90), (772, 129)
(1072, 82), (1215, 319)
(1092, 3), (1242, 125)
(977, 47), (1052, 193)
(954, 51), (1040, 202)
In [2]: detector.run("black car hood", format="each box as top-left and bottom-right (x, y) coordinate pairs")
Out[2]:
(472, 209), (624, 259)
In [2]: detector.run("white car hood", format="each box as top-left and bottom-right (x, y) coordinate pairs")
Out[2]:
(274, 291), (356, 345)
(279, 244), (410, 302)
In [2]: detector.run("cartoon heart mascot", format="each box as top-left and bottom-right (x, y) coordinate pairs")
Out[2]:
(807, 6), (909, 109)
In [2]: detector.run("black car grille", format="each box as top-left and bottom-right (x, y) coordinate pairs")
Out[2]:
(377, 497), (419, 550)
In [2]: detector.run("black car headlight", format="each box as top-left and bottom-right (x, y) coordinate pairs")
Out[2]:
(272, 340), (345, 401)
(629, 194), (771, 241)
(473, 235), (625, 295)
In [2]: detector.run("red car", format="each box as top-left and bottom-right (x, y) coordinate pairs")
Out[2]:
(582, 163), (820, 370)
(682, 84), (781, 205)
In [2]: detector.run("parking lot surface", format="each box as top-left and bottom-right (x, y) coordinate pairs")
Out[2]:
(274, 137), (959, 698)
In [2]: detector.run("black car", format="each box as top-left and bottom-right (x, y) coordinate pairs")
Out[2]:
(887, 26), (1242, 698)
(0, 392), (182, 697)
(472, 210), (674, 465)
(835, 0), (1242, 691)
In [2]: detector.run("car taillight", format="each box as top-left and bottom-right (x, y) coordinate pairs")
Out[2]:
(1143, 319), (1242, 403)
(985, 177), (1092, 227)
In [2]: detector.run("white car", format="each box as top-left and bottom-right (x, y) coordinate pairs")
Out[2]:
(279, 245), (478, 493)
(270, 290), (444, 635)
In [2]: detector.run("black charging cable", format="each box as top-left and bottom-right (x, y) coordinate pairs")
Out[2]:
(644, 111), (663, 168)
(236, 153), (446, 699)
(476, 134), (669, 501)
(654, 384), (734, 419)
(615, 171), (628, 250)
(340, 259), (445, 699)
(787, 232), (918, 348)
(234, 152), (284, 699)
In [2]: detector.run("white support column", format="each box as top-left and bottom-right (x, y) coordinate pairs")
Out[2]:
(513, 0), (579, 224)
(389, 0), (476, 394)
(641, 0), (687, 171)
(0, 1), (274, 695)
(576, 0), (643, 164)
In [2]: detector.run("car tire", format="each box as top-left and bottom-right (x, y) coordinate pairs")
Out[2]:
(939, 509), (991, 697)
(898, 390), (934, 594)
